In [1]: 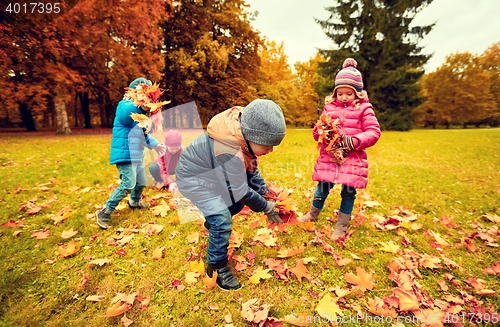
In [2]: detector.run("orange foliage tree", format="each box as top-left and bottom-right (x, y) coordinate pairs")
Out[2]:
(414, 50), (498, 128)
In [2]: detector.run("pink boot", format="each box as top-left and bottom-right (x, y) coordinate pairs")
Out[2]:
(298, 205), (321, 223)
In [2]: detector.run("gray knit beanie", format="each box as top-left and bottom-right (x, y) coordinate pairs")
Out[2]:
(240, 99), (286, 147)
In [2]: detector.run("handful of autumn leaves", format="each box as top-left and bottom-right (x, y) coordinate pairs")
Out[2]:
(263, 184), (298, 231)
(128, 82), (171, 134)
(315, 114), (347, 164)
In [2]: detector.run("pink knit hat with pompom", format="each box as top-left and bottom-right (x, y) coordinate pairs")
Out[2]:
(333, 58), (366, 99)
(164, 130), (182, 147)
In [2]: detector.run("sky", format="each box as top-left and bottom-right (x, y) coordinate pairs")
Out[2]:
(245, 0), (500, 72)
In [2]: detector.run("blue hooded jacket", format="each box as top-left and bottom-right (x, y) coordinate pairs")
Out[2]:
(109, 99), (159, 165)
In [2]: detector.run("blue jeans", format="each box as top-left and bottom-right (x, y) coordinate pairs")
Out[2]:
(312, 181), (357, 215)
(204, 202), (244, 264)
(149, 163), (163, 184)
(105, 161), (148, 212)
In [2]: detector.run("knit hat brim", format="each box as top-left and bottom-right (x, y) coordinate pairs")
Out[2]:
(333, 85), (366, 99)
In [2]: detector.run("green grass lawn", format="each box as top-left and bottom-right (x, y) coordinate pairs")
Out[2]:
(0, 128), (499, 326)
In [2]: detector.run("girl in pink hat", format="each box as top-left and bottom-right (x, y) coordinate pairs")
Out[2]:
(149, 129), (184, 193)
(299, 58), (381, 242)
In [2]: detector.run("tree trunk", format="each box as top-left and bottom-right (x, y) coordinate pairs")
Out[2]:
(55, 96), (72, 134)
(18, 102), (36, 131)
(81, 92), (92, 128)
(74, 92), (79, 127)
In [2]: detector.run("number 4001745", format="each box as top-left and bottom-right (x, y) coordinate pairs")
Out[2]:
(445, 312), (499, 324)
(5, 3), (61, 14)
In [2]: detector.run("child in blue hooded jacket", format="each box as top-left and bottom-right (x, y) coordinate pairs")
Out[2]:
(95, 77), (166, 229)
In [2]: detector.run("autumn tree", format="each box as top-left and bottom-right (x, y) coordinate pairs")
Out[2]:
(163, 0), (261, 126)
(316, 0), (434, 130)
(294, 53), (325, 126)
(415, 52), (496, 128)
(479, 42), (500, 126)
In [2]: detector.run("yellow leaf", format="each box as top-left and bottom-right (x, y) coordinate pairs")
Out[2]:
(190, 259), (204, 274)
(152, 203), (170, 217)
(143, 101), (171, 112)
(86, 295), (105, 302)
(249, 266), (273, 284)
(379, 241), (400, 254)
(316, 293), (343, 319)
(277, 247), (305, 258)
(152, 247), (165, 260)
(130, 113), (150, 128)
(88, 258), (112, 267)
(185, 271), (200, 285)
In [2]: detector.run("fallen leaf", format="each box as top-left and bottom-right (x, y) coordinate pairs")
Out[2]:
(112, 293), (137, 305)
(186, 232), (199, 244)
(151, 203), (170, 217)
(241, 298), (272, 325)
(141, 223), (164, 235)
(152, 247), (165, 260)
(86, 295), (105, 302)
(115, 248), (127, 256)
(190, 259), (204, 274)
(228, 230), (243, 248)
(316, 293), (343, 319)
(88, 258), (112, 267)
(277, 247), (305, 258)
(58, 241), (80, 257)
(393, 288), (419, 312)
(116, 234), (134, 246)
(249, 266), (273, 284)
(290, 259), (312, 282)
(344, 267), (374, 290)
(106, 302), (131, 317)
(136, 296), (150, 309)
(379, 241), (400, 254)
(185, 271), (200, 285)
(203, 271), (218, 289)
(252, 228), (277, 247)
(120, 314), (134, 327)
(30, 229), (50, 239)
(362, 247), (375, 255)
(61, 228), (78, 239)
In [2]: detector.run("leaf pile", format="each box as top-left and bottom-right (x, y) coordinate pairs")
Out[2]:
(263, 184), (298, 231)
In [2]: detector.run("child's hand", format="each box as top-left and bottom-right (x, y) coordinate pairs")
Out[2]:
(169, 182), (179, 194)
(264, 201), (283, 224)
(155, 144), (166, 156)
(338, 135), (359, 156)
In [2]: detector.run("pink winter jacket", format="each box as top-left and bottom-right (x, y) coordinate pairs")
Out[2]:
(312, 95), (381, 189)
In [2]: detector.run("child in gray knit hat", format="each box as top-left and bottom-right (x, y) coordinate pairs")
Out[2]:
(175, 99), (286, 291)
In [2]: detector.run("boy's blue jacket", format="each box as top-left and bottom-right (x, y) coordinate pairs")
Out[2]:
(109, 99), (159, 165)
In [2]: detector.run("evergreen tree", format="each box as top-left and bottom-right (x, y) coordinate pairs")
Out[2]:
(316, 0), (434, 130)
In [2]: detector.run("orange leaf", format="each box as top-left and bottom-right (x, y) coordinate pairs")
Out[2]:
(290, 259), (312, 282)
(2, 220), (24, 227)
(393, 288), (419, 312)
(344, 267), (374, 290)
(277, 247), (305, 258)
(297, 221), (315, 231)
(249, 219), (261, 229)
(106, 302), (131, 317)
(152, 246), (165, 260)
(136, 296), (151, 309)
(252, 228), (277, 247)
(58, 240), (80, 257)
(362, 247), (375, 254)
(203, 271), (218, 289)
(228, 230), (243, 248)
